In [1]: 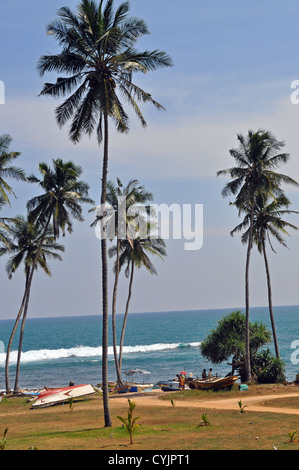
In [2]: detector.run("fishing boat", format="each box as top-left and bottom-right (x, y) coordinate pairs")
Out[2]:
(116, 386), (130, 394)
(31, 384), (95, 408)
(156, 380), (181, 392)
(188, 375), (238, 391)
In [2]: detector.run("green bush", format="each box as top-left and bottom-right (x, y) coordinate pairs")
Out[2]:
(251, 349), (285, 384)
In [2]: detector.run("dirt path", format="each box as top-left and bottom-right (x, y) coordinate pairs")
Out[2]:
(110, 390), (299, 415)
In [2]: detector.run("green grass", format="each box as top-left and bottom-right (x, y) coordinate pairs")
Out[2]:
(1, 387), (299, 450)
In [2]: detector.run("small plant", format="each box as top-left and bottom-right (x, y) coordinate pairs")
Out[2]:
(199, 413), (211, 427)
(238, 400), (247, 413)
(117, 399), (141, 445)
(0, 428), (8, 451)
(68, 397), (74, 412)
(288, 430), (299, 443)
(170, 397), (176, 407)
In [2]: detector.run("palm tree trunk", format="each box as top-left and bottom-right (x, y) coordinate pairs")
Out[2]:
(13, 272), (33, 392)
(101, 113), (112, 427)
(112, 238), (123, 386)
(244, 205), (254, 382)
(262, 240), (280, 358)
(118, 260), (134, 376)
(5, 269), (30, 393)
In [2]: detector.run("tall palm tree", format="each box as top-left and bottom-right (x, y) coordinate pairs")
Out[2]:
(106, 178), (152, 385)
(231, 194), (299, 359)
(37, 0), (172, 426)
(0, 215), (64, 393)
(217, 129), (299, 381)
(9, 158), (93, 392)
(109, 234), (166, 380)
(91, 177), (153, 385)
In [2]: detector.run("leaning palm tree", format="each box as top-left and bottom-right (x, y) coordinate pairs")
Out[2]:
(0, 215), (64, 393)
(217, 129), (299, 381)
(109, 234), (166, 380)
(37, 0), (172, 427)
(231, 194), (299, 359)
(9, 158), (93, 392)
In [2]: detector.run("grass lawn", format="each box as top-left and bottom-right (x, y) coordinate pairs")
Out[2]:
(1, 384), (299, 451)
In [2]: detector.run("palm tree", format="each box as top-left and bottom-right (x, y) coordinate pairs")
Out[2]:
(231, 194), (299, 359)
(27, 159), (93, 238)
(107, 178), (152, 385)
(0, 215), (64, 393)
(217, 129), (299, 381)
(109, 234), (166, 380)
(0, 135), (26, 247)
(37, 0), (172, 427)
(0, 134), (25, 206)
(8, 158), (93, 392)
(91, 177), (153, 385)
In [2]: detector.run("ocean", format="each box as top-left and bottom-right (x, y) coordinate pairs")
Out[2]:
(0, 306), (298, 391)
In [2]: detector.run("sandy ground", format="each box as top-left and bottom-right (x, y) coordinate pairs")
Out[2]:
(110, 389), (299, 415)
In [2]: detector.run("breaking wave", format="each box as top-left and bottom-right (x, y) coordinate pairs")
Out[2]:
(0, 342), (201, 365)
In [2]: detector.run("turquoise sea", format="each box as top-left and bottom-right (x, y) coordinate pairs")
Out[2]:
(0, 306), (298, 391)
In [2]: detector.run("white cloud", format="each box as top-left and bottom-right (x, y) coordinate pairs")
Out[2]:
(1, 79), (299, 184)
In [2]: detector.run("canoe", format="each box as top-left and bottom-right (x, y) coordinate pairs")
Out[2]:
(161, 385), (180, 392)
(157, 381), (181, 392)
(188, 375), (238, 391)
(31, 384), (95, 408)
(116, 386), (129, 394)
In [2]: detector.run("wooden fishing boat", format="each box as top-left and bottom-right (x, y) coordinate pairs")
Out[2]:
(116, 386), (129, 394)
(31, 384), (95, 408)
(188, 375), (238, 391)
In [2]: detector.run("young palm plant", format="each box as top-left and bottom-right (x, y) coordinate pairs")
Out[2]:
(109, 231), (166, 380)
(217, 129), (299, 381)
(231, 194), (299, 358)
(0, 215), (64, 393)
(37, 0), (172, 427)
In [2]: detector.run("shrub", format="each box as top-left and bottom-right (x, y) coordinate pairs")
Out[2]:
(252, 349), (285, 384)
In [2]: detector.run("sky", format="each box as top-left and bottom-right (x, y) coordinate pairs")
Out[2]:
(1, 0), (299, 319)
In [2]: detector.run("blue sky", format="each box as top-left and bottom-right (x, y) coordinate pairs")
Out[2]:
(1, 0), (299, 319)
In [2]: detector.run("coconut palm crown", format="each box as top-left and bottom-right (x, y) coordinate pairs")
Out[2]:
(37, 0), (173, 144)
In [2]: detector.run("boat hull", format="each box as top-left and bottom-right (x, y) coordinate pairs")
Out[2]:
(161, 385), (180, 392)
(188, 376), (238, 391)
(31, 384), (95, 408)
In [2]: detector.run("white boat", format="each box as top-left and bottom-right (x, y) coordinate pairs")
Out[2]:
(31, 384), (95, 408)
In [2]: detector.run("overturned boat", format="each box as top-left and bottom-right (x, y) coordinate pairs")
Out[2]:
(188, 375), (238, 391)
(31, 384), (95, 408)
